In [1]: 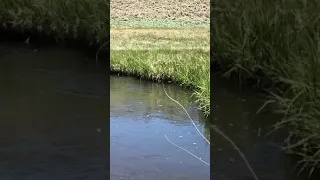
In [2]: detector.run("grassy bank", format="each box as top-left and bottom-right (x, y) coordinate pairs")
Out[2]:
(0, 0), (108, 48)
(110, 28), (210, 116)
(212, 0), (320, 172)
(111, 0), (210, 115)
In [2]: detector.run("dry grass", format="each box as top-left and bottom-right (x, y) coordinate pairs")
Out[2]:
(111, 0), (209, 27)
(111, 28), (209, 50)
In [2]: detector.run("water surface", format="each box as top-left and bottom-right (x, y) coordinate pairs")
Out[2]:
(110, 76), (210, 180)
(0, 42), (109, 179)
(2, 41), (317, 180)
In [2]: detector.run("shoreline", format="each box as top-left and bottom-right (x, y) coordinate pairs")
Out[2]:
(110, 48), (210, 116)
(0, 0), (109, 57)
(110, 27), (210, 116)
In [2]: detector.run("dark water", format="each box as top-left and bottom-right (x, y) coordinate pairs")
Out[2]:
(1, 41), (318, 180)
(0, 43), (109, 179)
(211, 77), (319, 180)
(110, 76), (210, 180)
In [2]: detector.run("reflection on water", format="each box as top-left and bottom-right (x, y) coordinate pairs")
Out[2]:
(110, 76), (210, 180)
(0, 42), (109, 179)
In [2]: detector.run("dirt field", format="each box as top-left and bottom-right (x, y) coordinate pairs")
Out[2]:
(111, 0), (210, 28)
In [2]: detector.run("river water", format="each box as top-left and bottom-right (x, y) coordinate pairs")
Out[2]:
(0, 42), (318, 180)
(0, 42), (109, 179)
(110, 76), (210, 180)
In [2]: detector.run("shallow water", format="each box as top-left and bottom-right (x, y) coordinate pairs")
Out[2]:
(110, 76), (210, 180)
(0, 42), (109, 179)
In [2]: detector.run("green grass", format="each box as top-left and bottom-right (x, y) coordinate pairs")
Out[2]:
(111, 49), (210, 116)
(111, 28), (210, 116)
(0, 0), (109, 45)
(212, 0), (320, 173)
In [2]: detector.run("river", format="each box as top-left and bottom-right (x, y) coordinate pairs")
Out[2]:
(0, 42), (109, 179)
(110, 76), (210, 180)
(0, 41), (317, 180)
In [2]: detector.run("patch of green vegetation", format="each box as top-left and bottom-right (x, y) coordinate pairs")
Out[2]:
(110, 49), (210, 116)
(111, 19), (209, 29)
(212, 0), (320, 172)
(0, 0), (109, 45)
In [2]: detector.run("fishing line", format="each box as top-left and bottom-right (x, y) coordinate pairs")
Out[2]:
(162, 82), (260, 180)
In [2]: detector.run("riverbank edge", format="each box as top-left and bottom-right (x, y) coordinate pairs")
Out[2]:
(110, 48), (210, 118)
(212, 14), (320, 180)
(109, 68), (210, 118)
(212, 55), (320, 178)
(0, 25), (109, 61)
(212, 37), (320, 176)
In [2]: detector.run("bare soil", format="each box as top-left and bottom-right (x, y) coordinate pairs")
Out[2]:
(111, 0), (210, 24)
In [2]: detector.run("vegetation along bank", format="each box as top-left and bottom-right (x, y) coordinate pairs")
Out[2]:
(0, 0), (109, 51)
(212, 0), (320, 173)
(110, 0), (210, 116)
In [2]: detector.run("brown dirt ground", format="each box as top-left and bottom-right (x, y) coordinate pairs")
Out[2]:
(111, 0), (210, 23)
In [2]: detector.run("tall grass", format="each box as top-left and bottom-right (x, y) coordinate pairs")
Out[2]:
(212, 0), (320, 174)
(0, 0), (109, 45)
